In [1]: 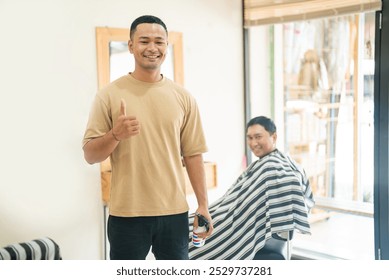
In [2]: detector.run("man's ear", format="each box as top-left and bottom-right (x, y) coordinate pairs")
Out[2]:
(128, 40), (134, 54)
(272, 132), (278, 142)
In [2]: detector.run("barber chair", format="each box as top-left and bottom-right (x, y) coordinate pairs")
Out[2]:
(253, 231), (293, 260)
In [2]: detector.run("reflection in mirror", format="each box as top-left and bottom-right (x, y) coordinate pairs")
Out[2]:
(109, 41), (175, 82)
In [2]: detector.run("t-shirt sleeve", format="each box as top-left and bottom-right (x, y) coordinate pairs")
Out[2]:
(180, 95), (208, 156)
(82, 93), (112, 147)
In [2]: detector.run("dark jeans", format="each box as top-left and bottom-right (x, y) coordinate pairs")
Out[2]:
(108, 212), (189, 260)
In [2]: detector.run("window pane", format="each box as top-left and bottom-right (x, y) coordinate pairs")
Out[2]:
(282, 13), (375, 259)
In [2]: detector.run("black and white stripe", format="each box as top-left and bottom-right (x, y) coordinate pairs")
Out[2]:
(0, 237), (62, 260)
(189, 150), (314, 260)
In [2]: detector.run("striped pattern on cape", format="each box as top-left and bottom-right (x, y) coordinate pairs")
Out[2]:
(0, 237), (62, 260)
(189, 149), (314, 260)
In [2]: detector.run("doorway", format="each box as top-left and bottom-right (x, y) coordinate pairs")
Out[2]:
(246, 12), (377, 259)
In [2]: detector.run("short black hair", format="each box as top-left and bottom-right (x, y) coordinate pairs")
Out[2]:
(130, 15), (168, 39)
(246, 116), (277, 135)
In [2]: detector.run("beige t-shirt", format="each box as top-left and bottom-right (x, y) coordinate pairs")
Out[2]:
(83, 74), (208, 217)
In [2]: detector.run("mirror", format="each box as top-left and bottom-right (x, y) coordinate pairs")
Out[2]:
(95, 27), (184, 205)
(95, 26), (184, 89)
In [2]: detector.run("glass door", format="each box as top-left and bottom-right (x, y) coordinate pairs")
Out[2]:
(283, 13), (375, 259)
(281, 13), (376, 259)
(246, 11), (378, 259)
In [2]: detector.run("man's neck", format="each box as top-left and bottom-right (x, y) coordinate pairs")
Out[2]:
(130, 69), (162, 83)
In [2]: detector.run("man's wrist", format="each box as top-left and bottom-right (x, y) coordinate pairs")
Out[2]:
(111, 130), (120, 141)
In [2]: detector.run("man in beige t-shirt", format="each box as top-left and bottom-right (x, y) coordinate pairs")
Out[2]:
(83, 15), (213, 260)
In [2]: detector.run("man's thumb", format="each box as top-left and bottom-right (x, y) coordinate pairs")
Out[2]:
(120, 99), (126, 116)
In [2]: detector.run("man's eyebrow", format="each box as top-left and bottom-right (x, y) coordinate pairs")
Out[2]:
(246, 133), (261, 137)
(138, 36), (166, 40)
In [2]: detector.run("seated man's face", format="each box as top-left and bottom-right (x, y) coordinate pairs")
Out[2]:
(246, 124), (277, 158)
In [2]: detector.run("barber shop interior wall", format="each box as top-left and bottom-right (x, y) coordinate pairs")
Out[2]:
(0, 0), (244, 259)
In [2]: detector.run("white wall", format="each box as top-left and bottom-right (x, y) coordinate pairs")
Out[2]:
(0, 0), (244, 259)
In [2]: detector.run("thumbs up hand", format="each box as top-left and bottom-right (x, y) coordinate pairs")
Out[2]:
(112, 99), (140, 141)
(120, 98), (127, 117)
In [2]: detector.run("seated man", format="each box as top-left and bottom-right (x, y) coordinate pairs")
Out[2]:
(189, 116), (314, 260)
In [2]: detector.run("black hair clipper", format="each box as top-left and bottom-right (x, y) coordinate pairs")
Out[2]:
(195, 213), (209, 232)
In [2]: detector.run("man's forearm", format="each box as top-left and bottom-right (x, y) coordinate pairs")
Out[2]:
(183, 154), (208, 207)
(83, 130), (119, 164)
(184, 154), (214, 236)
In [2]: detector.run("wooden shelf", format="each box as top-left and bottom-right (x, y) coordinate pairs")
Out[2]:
(184, 161), (218, 194)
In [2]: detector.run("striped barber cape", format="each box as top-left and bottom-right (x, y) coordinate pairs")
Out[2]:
(0, 237), (62, 260)
(189, 149), (314, 260)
